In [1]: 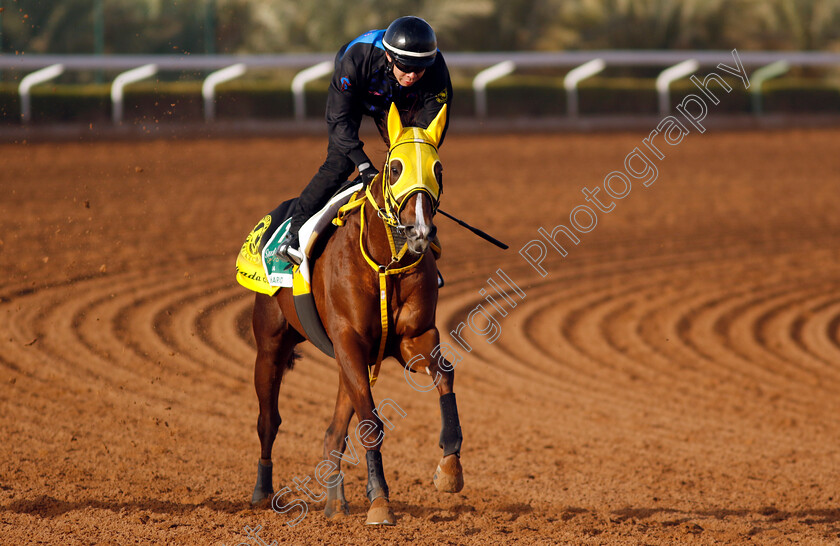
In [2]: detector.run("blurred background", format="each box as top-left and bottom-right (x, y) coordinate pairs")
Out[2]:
(0, 0), (839, 126)
(4, 0), (840, 54)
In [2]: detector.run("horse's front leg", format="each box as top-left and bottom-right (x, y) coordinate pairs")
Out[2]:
(399, 329), (465, 493)
(334, 336), (396, 525)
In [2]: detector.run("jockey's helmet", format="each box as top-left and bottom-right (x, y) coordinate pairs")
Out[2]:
(382, 16), (438, 70)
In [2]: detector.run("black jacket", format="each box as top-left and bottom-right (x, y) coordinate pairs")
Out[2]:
(326, 29), (453, 168)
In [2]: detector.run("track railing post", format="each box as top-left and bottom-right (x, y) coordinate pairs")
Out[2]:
(19, 64), (64, 124)
(564, 59), (605, 117)
(656, 59), (698, 115)
(111, 64), (158, 125)
(751, 60), (790, 115)
(292, 61), (333, 121)
(203, 63), (247, 122)
(473, 61), (515, 118)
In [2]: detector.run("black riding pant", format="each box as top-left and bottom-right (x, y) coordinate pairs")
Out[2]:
(289, 144), (356, 237)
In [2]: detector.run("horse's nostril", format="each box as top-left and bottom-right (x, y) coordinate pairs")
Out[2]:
(408, 238), (428, 255)
(428, 225), (437, 240)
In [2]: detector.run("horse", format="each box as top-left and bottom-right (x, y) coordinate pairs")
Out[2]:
(249, 103), (464, 525)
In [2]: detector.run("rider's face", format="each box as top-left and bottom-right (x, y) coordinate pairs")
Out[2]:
(387, 54), (426, 87)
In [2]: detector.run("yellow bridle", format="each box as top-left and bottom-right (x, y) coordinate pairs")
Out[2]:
(332, 103), (448, 386)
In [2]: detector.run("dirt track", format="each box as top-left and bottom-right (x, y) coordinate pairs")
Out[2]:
(2, 127), (840, 544)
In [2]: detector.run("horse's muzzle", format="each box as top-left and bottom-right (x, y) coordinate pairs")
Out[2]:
(405, 223), (436, 255)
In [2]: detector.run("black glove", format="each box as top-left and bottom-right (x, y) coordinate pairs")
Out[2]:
(358, 162), (379, 184)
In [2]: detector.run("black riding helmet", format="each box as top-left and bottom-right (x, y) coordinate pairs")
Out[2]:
(382, 16), (438, 70)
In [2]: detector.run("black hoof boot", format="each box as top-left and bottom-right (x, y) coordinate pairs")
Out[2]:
(251, 460), (274, 506)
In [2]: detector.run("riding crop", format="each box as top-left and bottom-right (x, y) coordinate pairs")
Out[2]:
(437, 208), (509, 250)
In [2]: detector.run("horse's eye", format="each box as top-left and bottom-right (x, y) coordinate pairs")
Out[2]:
(434, 163), (443, 185)
(389, 161), (402, 183)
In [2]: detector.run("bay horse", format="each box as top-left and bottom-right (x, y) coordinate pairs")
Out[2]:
(249, 103), (464, 525)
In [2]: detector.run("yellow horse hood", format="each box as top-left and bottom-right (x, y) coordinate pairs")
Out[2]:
(384, 103), (447, 210)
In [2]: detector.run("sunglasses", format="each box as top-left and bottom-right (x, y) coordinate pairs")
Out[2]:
(394, 61), (426, 75)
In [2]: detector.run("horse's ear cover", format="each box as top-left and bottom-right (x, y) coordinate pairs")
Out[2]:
(425, 104), (448, 148)
(387, 103), (403, 146)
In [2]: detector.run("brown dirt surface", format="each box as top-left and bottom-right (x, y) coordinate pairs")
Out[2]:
(2, 127), (840, 545)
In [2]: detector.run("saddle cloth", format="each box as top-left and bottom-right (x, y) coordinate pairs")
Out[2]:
(235, 182), (363, 296)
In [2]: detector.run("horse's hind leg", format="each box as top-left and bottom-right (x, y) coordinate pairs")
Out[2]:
(322, 379), (354, 519)
(251, 292), (299, 506)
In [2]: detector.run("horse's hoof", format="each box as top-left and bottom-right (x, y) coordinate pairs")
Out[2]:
(251, 481), (273, 507)
(365, 497), (396, 525)
(324, 499), (350, 520)
(433, 454), (464, 493)
(250, 489), (273, 507)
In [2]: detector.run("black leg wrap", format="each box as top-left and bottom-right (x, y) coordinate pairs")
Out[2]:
(251, 460), (274, 504)
(439, 393), (463, 456)
(365, 450), (389, 502)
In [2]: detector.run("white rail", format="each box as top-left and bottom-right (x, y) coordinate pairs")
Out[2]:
(5, 51), (836, 124)
(3, 51), (840, 71)
(564, 59), (606, 117)
(292, 61), (333, 121)
(19, 64), (65, 123)
(656, 59), (699, 114)
(111, 63), (158, 124)
(203, 63), (247, 122)
(473, 61), (516, 118)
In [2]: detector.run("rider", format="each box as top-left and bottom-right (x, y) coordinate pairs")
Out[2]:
(277, 16), (453, 265)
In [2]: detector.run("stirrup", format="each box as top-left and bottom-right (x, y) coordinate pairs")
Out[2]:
(277, 234), (303, 266)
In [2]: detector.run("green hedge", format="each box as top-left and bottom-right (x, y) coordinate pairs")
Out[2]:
(1, 77), (837, 125)
(762, 78), (840, 112)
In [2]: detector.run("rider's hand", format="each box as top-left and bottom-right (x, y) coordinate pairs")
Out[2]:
(358, 162), (379, 184)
